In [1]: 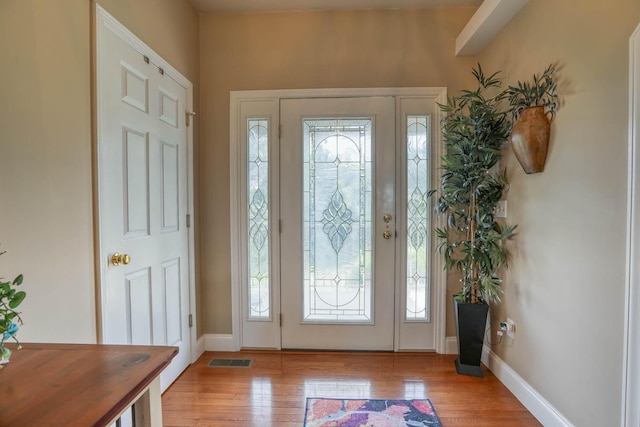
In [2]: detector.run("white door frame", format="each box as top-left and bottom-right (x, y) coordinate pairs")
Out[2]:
(230, 87), (447, 353)
(623, 21), (640, 427)
(93, 4), (199, 363)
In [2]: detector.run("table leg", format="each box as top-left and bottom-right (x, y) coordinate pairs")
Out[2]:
(133, 377), (163, 427)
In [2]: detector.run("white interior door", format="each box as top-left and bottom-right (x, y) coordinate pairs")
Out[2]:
(280, 97), (396, 350)
(96, 9), (191, 391)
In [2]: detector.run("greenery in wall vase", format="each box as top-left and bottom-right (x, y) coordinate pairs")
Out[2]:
(0, 250), (26, 367)
(431, 64), (517, 305)
(506, 63), (558, 121)
(506, 64), (559, 174)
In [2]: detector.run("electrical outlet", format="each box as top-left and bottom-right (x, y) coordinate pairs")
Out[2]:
(506, 317), (516, 338)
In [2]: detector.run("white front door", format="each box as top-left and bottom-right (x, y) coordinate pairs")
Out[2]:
(96, 8), (191, 391)
(233, 88), (446, 353)
(280, 97), (396, 350)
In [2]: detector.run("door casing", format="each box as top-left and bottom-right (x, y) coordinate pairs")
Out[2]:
(623, 21), (640, 427)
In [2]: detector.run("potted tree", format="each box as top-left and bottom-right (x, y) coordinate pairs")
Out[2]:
(433, 65), (516, 377)
(507, 64), (558, 174)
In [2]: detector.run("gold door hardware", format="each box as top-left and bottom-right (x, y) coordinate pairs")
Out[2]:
(111, 252), (131, 266)
(186, 111), (196, 126)
(382, 230), (392, 240)
(383, 214), (392, 223)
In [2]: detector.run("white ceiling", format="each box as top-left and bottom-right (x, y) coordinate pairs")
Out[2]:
(190, 0), (483, 13)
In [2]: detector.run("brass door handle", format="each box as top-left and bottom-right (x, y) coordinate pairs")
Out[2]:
(111, 252), (131, 266)
(382, 230), (393, 240)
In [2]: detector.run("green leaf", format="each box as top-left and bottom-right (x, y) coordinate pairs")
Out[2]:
(8, 291), (26, 309)
(13, 274), (23, 286)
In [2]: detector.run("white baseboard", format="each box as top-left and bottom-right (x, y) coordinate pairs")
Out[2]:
(203, 334), (238, 352)
(195, 335), (205, 359)
(444, 336), (458, 354)
(482, 347), (574, 427)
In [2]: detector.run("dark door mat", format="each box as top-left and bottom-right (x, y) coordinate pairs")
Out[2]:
(207, 358), (254, 368)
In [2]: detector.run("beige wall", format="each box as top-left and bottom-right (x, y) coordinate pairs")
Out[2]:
(479, 1), (640, 425)
(0, 0), (199, 342)
(198, 8), (478, 334)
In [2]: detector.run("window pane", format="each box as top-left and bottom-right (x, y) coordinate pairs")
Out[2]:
(303, 119), (372, 322)
(406, 116), (430, 321)
(248, 119), (270, 319)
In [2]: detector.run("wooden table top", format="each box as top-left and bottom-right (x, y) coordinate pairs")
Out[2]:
(0, 343), (178, 427)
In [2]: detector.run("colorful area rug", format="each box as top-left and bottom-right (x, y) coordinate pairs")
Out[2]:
(304, 398), (443, 427)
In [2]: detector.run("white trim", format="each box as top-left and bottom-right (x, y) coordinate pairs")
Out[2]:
(444, 336), (458, 355)
(231, 88), (448, 352)
(623, 21), (640, 427)
(196, 335), (206, 358)
(203, 334), (238, 352)
(94, 4), (197, 363)
(432, 93), (447, 354)
(229, 93), (243, 352)
(232, 87), (446, 100)
(186, 83), (198, 364)
(456, 0), (528, 56)
(482, 348), (574, 427)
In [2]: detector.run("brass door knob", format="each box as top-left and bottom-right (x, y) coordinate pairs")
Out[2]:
(382, 230), (393, 240)
(111, 252), (131, 266)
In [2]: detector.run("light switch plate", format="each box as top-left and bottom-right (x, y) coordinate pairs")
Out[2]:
(494, 200), (507, 218)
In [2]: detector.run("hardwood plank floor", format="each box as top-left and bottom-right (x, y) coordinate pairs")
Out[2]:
(162, 351), (542, 427)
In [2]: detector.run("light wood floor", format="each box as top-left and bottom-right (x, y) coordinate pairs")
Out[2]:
(162, 351), (542, 427)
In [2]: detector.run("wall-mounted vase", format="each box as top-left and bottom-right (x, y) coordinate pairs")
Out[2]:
(511, 106), (550, 174)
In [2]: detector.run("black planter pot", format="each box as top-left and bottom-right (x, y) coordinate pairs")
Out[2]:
(454, 297), (489, 377)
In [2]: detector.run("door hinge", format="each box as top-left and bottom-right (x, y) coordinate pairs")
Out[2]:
(186, 214), (191, 228)
(278, 124), (281, 139)
(279, 313), (282, 327)
(279, 219), (282, 234)
(189, 314), (193, 328)
(186, 111), (196, 126)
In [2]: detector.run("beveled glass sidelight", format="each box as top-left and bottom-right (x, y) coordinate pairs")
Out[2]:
(302, 119), (373, 322)
(248, 119), (270, 319)
(406, 116), (430, 321)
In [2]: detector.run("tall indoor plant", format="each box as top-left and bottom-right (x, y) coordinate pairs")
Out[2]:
(432, 65), (516, 376)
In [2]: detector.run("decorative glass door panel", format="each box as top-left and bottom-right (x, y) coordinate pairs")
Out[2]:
(280, 97), (396, 350)
(248, 119), (270, 319)
(406, 116), (430, 321)
(303, 119), (372, 323)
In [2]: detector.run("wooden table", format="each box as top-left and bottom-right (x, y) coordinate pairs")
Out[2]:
(0, 343), (178, 426)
